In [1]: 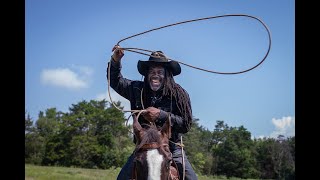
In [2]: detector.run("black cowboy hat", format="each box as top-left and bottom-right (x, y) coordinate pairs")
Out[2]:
(137, 51), (181, 76)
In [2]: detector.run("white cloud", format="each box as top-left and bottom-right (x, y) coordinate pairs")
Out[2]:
(270, 116), (295, 138)
(41, 67), (92, 90)
(71, 64), (93, 76)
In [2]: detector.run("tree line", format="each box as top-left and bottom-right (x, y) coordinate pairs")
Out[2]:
(25, 99), (295, 179)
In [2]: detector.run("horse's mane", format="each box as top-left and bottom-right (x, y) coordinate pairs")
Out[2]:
(136, 124), (161, 150)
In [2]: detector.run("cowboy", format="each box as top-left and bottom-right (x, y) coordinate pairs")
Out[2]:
(108, 45), (198, 180)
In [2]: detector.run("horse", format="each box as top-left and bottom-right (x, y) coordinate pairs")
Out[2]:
(132, 115), (180, 180)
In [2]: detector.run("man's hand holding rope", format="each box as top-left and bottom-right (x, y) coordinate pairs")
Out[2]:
(142, 107), (161, 123)
(112, 45), (124, 62)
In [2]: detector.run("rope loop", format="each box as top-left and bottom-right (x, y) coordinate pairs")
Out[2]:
(108, 14), (271, 113)
(115, 14), (271, 75)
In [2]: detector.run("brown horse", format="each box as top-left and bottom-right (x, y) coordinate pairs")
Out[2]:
(132, 116), (179, 180)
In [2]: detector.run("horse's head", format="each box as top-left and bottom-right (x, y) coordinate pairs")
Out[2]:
(132, 116), (173, 180)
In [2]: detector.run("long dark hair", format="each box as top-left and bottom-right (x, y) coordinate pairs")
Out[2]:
(142, 67), (192, 130)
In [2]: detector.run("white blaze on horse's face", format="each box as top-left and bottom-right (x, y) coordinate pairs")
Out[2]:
(133, 115), (172, 180)
(146, 149), (163, 180)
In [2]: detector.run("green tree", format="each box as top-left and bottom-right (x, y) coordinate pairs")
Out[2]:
(254, 135), (295, 179)
(25, 111), (34, 134)
(254, 137), (276, 179)
(212, 121), (259, 178)
(36, 108), (60, 137)
(40, 100), (134, 169)
(272, 135), (295, 180)
(184, 118), (214, 175)
(25, 111), (46, 165)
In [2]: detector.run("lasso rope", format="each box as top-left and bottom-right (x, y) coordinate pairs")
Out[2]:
(116, 14), (271, 75)
(108, 14), (271, 113)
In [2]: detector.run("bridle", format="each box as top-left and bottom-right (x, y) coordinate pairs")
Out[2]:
(132, 142), (174, 180)
(131, 104), (179, 179)
(139, 142), (169, 150)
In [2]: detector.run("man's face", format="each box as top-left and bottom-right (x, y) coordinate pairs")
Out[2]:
(147, 65), (165, 92)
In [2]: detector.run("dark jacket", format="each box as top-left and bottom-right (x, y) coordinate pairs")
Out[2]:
(107, 59), (192, 151)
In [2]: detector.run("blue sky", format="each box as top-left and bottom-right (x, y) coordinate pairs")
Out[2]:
(25, 0), (295, 139)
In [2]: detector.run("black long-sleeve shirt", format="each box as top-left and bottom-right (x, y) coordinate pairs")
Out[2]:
(107, 58), (192, 151)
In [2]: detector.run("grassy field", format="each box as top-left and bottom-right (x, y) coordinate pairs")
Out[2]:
(25, 164), (119, 180)
(25, 164), (118, 180)
(25, 164), (259, 180)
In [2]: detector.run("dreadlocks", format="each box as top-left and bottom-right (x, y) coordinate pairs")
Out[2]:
(142, 67), (192, 130)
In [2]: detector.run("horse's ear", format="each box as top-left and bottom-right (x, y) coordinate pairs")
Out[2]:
(133, 115), (144, 142)
(161, 116), (171, 139)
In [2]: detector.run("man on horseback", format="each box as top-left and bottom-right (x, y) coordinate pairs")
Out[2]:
(108, 45), (198, 180)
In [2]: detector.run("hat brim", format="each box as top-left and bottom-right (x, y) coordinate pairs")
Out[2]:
(137, 60), (181, 76)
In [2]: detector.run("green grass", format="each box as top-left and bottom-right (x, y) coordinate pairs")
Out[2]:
(25, 164), (260, 180)
(25, 164), (120, 180)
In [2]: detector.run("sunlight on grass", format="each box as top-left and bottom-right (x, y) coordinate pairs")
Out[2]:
(25, 164), (263, 180)
(25, 164), (120, 180)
